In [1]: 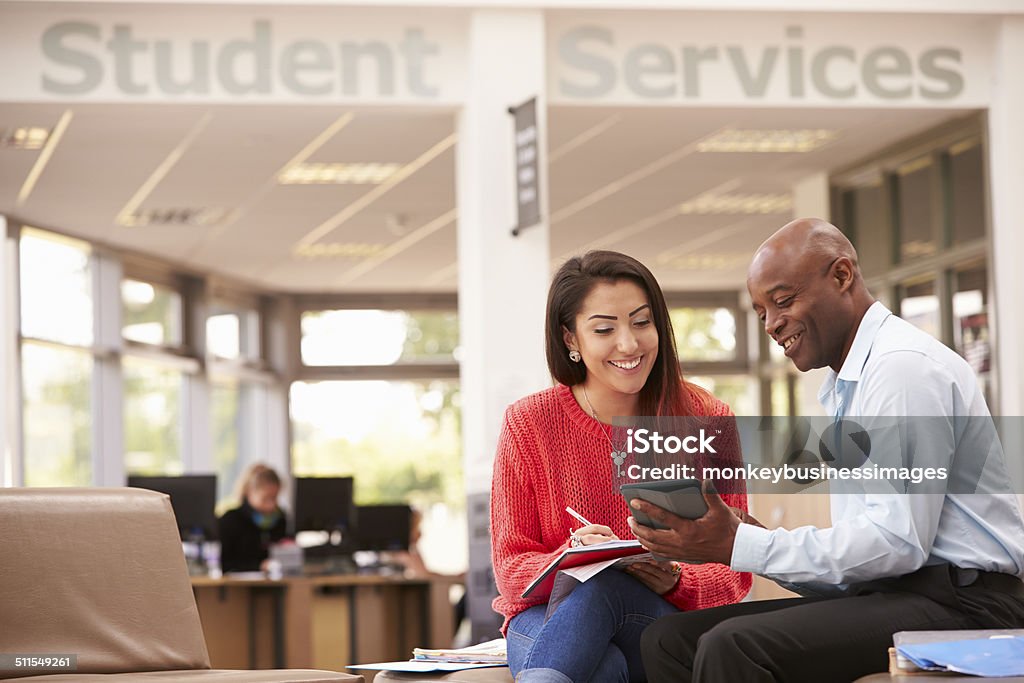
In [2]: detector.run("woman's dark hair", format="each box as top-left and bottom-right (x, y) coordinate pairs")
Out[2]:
(545, 250), (692, 416)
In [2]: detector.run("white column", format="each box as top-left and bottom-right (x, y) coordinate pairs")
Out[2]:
(792, 172), (830, 223)
(456, 8), (550, 638)
(988, 17), (1024, 419)
(791, 172), (830, 417)
(457, 9), (550, 498)
(0, 217), (21, 486)
(987, 17), (1024, 511)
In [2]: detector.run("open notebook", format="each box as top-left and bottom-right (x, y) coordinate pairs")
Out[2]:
(521, 539), (650, 598)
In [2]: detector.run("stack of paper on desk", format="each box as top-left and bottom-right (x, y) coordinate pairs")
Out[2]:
(348, 639), (508, 673)
(413, 638), (507, 664)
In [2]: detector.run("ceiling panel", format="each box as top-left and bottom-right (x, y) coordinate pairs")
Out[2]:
(0, 100), (973, 294)
(335, 219), (457, 292)
(313, 109), (455, 164)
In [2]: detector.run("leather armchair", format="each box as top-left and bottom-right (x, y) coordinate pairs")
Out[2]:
(0, 487), (362, 683)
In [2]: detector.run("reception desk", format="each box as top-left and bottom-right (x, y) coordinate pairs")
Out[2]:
(191, 574), (460, 671)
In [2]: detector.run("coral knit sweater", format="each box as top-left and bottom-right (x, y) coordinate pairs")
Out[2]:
(491, 383), (752, 634)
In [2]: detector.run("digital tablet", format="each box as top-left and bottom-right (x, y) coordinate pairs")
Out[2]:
(620, 478), (707, 530)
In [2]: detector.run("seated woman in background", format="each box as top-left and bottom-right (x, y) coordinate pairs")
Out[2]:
(218, 464), (288, 572)
(491, 250), (751, 683)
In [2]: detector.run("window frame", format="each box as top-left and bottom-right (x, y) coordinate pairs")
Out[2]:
(121, 259), (193, 357)
(664, 290), (750, 376)
(9, 222), (280, 487)
(294, 293), (460, 381)
(831, 114), (996, 411)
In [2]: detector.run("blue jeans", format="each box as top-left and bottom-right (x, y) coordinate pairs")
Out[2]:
(507, 569), (678, 683)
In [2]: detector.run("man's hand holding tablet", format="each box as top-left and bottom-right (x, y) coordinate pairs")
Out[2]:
(624, 479), (763, 566)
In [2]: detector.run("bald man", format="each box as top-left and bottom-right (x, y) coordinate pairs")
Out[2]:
(631, 219), (1024, 682)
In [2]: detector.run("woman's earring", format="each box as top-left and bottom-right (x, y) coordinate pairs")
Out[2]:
(569, 349), (582, 363)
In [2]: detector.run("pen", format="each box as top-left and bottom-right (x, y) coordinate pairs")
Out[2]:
(565, 506), (593, 528)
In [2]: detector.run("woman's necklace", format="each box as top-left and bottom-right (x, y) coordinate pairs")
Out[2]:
(581, 384), (629, 477)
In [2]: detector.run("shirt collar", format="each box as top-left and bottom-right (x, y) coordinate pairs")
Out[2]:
(817, 301), (892, 403)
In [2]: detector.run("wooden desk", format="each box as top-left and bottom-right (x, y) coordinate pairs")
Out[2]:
(192, 574), (460, 670)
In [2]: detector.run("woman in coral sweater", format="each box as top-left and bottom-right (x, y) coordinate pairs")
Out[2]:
(491, 250), (751, 683)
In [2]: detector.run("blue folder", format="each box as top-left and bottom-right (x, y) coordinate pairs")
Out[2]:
(897, 636), (1024, 677)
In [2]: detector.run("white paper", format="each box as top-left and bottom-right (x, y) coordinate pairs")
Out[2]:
(413, 637), (506, 660)
(561, 551), (653, 583)
(561, 557), (620, 582)
(348, 661), (508, 672)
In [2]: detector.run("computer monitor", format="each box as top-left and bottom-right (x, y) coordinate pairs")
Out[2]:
(355, 504), (412, 551)
(293, 476), (356, 535)
(127, 474), (218, 540)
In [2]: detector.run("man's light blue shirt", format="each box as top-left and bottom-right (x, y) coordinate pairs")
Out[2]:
(731, 302), (1024, 585)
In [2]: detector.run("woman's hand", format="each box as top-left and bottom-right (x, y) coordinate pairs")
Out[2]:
(571, 524), (618, 546)
(625, 559), (680, 595)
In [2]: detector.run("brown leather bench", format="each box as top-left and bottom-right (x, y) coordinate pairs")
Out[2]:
(0, 487), (361, 683)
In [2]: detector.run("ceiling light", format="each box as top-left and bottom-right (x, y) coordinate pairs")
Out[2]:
(17, 110), (73, 207)
(278, 162), (402, 185)
(293, 242), (386, 259)
(697, 129), (837, 153)
(1, 126), (50, 150)
(117, 207), (232, 228)
(678, 193), (792, 215)
(114, 112), (212, 224)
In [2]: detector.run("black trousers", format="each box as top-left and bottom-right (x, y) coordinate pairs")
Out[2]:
(641, 565), (1024, 683)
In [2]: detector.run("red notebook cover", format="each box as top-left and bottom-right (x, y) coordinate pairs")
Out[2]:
(521, 540), (648, 598)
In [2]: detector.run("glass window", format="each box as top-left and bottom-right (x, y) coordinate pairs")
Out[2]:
(21, 342), (93, 486)
(949, 140), (986, 246)
(843, 183), (888, 277)
(952, 263), (990, 395)
(122, 279), (183, 346)
(897, 278), (940, 340)
(211, 377), (269, 512)
(290, 379), (461, 500)
(670, 307), (737, 363)
(123, 356), (184, 475)
(686, 375), (757, 416)
(19, 228), (93, 347)
(207, 305), (261, 361)
(290, 378), (465, 572)
(207, 314), (240, 360)
(300, 310), (459, 366)
(770, 377), (793, 417)
(896, 157), (937, 262)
